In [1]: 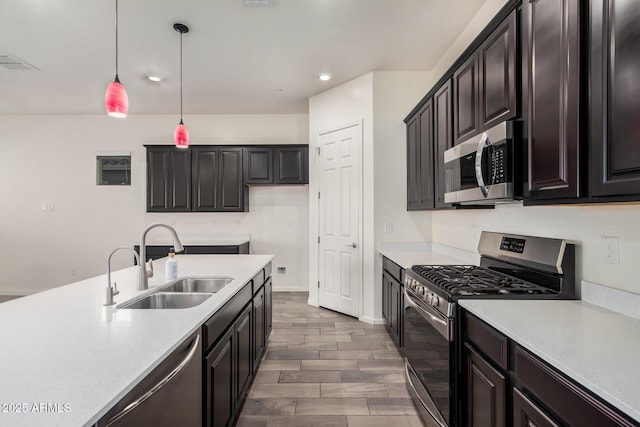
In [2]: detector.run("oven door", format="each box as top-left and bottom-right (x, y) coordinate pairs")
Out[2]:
(403, 288), (453, 427)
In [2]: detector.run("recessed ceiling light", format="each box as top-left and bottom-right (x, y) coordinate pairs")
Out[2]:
(318, 73), (332, 81)
(146, 74), (162, 82)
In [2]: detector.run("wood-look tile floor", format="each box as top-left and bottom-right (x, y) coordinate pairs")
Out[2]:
(237, 292), (425, 427)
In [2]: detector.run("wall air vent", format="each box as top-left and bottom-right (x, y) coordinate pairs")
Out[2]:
(0, 54), (39, 71)
(243, 0), (272, 7)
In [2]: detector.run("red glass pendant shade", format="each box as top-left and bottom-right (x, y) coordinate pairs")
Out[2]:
(174, 120), (189, 148)
(105, 75), (128, 118)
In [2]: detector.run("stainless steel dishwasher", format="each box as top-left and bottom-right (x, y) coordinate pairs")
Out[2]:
(96, 331), (202, 427)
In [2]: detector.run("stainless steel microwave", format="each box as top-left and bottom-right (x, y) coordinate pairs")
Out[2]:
(444, 121), (521, 205)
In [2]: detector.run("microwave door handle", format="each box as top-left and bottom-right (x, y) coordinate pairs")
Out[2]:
(475, 133), (490, 197)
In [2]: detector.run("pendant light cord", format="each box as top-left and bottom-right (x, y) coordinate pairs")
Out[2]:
(180, 30), (183, 121)
(115, 0), (119, 76)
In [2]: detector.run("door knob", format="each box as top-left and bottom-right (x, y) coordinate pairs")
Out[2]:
(346, 243), (358, 248)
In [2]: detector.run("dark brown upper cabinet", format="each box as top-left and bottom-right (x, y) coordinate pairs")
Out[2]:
(244, 145), (308, 185)
(590, 0), (640, 199)
(244, 147), (274, 184)
(146, 146), (191, 212)
(522, 0), (582, 201)
(192, 147), (246, 212)
(275, 146), (309, 184)
(479, 10), (517, 130)
(434, 80), (454, 209)
(407, 100), (435, 210)
(453, 10), (517, 146)
(453, 55), (480, 145)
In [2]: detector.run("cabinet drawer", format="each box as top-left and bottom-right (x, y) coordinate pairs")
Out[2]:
(382, 257), (404, 284)
(515, 346), (637, 427)
(251, 269), (265, 295)
(202, 284), (252, 353)
(463, 311), (508, 370)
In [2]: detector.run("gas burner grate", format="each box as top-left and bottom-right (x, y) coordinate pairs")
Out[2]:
(410, 265), (552, 295)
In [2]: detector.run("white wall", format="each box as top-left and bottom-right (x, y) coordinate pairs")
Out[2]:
(0, 114), (309, 294)
(372, 71), (434, 319)
(308, 71), (432, 322)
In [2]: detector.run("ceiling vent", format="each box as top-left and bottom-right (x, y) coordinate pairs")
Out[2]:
(243, 0), (272, 7)
(0, 54), (39, 71)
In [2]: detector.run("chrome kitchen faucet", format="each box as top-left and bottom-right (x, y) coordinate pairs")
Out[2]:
(138, 223), (184, 290)
(105, 247), (140, 306)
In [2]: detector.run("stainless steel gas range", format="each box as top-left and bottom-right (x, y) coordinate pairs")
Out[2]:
(402, 231), (576, 427)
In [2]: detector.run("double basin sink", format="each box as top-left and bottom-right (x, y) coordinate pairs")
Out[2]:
(118, 277), (234, 309)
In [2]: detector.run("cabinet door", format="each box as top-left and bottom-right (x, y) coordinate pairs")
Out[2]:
(265, 277), (272, 338)
(590, 0), (640, 197)
(192, 148), (219, 211)
(219, 148), (245, 211)
(235, 303), (253, 407)
(253, 286), (265, 372)
(388, 277), (402, 346)
(465, 343), (506, 427)
(274, 146), (309, 184)
(418, 100), (435, 209)
(523, 0), (581, 200)
(434, 80), (454, 209)
(513, 388), (560, 427)
(479, 10), (517, 130)
(147, 147), (191, 212)
(406, 113), (421, 210)
(205, 327), (235, 427)
(381, 272), (390, 322)
(192, 147), (246, 212)
(453, 54), (480, 145)
(244, 147), (274, 184)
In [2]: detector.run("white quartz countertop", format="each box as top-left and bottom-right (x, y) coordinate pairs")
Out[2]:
(459, 299), (640, 422)
(0, 254), (273, 427)
(379, 248), (472, 269)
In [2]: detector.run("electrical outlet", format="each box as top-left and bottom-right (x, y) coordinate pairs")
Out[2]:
(277, 266), (287, 275)
(384, 222), (393, 234)
(601, 236), (619, 265)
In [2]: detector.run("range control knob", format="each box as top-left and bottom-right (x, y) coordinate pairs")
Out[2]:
(432, 295), (439, 307)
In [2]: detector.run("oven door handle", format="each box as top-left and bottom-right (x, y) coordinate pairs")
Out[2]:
(404, 289), (452, 341)
(405, 360), (448, 427)
(474, 132), (490, 197)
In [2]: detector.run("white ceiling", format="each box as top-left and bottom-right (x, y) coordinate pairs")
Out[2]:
(1, 0), (485, 115)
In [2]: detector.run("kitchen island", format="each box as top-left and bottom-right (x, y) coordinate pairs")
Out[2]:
(0, 254), (272, 427)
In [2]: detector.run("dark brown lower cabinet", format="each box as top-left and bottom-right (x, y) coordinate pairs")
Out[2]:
(205, 302), (253, 427)
(513, 387), (560, 427)
(253, 285), (266, 372)
(465, 343), (506, 427)
(382, 257), (404, 348)
(265, 277), (272, 338)
(205, 327), (235, 427)
(235, 303), (253, 407)
(461, 309), (639, 427)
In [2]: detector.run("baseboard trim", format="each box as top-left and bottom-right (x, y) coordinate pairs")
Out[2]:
(272, 287), (310, 292)
(359, 315), (386, 325)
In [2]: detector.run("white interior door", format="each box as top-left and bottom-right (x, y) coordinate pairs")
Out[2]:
(317, 123), (362, 318)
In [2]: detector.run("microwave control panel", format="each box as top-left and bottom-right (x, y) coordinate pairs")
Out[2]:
(490, 144), (510, 184)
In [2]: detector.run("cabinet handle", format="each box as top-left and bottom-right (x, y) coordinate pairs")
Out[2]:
(106, 334), (200, 426)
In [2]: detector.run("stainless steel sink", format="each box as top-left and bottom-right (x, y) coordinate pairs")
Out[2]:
(160, 277), (234, 294)
(118, 292), (212, 309)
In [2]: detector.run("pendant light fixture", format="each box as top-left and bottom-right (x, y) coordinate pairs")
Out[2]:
(105, 0), (128, 118)
(174, 23), (190, 148)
